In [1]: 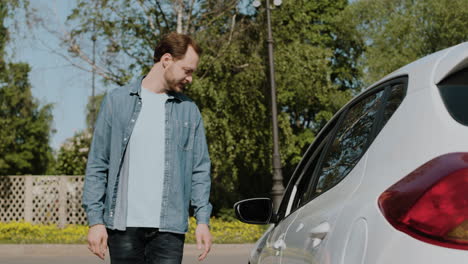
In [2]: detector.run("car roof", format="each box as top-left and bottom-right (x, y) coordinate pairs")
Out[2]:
(363, 41), (468, 94)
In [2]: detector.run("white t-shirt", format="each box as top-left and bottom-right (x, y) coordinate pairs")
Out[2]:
(127, 86), (168, 227)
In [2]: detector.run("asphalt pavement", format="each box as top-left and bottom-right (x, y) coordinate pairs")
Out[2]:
(0, 244), (254, 264)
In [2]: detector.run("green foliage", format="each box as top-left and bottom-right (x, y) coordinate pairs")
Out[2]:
(0, 1), (54, 175)
(272, 0), (363, 91)
(54, 129), (92, 175)
(217, 208), (237, 222)
(346, 0), (468, 85)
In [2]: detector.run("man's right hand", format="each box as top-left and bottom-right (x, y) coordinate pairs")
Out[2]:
(87, 224), (108, 260)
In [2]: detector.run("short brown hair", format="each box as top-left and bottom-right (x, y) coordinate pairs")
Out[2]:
(153, 32), (202, 63)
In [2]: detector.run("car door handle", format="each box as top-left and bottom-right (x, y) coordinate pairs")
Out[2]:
(307, 222), (330, 248)
(272, 238), (286, 251)
(309, 222), (330, 239)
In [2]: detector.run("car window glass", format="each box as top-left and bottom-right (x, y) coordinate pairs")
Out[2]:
(276, 117), (338, 219)
(276, 147), (313, 219)
(311, 90), (385, 197)
(381, 83), (406, 128)
(437, 67), (468, 126)
(289, 138), (328, 212)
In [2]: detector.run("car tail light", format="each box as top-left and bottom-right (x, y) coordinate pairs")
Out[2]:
(378, 153), (468, 250)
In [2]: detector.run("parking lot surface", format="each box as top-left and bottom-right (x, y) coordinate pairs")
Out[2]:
(0, 244), (253, 264)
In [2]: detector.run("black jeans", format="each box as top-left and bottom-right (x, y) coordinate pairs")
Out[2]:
(107, 227), (185, 264)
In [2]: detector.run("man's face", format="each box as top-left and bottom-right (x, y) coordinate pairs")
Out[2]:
(163, 46), (199, 93)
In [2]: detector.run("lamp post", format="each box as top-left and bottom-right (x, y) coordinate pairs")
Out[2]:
(253, 0), (284, 212)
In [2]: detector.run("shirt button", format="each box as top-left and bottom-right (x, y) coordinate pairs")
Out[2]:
(138, 102), (141, 105)
(124, 138), (127, 141)
(131, 119), (135, 122)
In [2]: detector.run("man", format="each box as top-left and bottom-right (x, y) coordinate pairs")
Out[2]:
(82, 32), (212, 264)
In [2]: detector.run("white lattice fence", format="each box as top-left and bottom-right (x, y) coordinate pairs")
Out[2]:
(0, 176), (25, 223)
(0, 176), (87, 226)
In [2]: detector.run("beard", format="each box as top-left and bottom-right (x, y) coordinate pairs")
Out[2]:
(168, 80), (185, 93)
(164, 71), (186, 93)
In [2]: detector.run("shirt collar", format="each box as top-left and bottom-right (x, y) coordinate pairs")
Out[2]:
(128, 75), (184, 102)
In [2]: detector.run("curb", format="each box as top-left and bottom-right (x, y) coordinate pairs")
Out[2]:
(0, 244), (255, 257)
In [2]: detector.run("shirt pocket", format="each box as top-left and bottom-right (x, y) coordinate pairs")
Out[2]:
(175, 120), (196, 151)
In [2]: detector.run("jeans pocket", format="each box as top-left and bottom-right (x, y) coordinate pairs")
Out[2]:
(175, 120), (195, 151)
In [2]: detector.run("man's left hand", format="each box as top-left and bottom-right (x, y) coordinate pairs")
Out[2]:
(195, 223), (212, 261)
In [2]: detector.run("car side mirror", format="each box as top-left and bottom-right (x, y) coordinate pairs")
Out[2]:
(233, 198), (275, 225)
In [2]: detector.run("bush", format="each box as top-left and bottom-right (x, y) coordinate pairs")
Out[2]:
(216, 208), (237, 222)
(54, 129), (92, 175)
(0, 218), (267, 244)
(0, 222), (87, 244)
(186, 217), (267, 244)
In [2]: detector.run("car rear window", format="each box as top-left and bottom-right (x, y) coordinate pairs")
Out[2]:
(437, 67), (468, 126)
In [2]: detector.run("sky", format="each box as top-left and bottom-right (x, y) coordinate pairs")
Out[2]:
(8, 0), (107, 150)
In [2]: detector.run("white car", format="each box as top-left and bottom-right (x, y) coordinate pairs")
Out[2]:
(234, 42), (468, 264)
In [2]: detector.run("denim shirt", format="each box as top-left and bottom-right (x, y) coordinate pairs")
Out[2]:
(82, 76), (212, 233)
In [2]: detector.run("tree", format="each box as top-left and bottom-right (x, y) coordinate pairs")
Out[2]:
(36, 0), (362, 211)
(345, 0), (468, 85)
(0, 1), (54, 176)
(185, 0), (361, 209)
(41, 0), (239, 86)
(54, 129), (92, 175)
(271, 0), (359, 172)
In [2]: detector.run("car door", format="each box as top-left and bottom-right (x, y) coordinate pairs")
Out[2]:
(256, 116), (342, 264)
(280, 88), (386, 264)
(254, 113), (342, 264)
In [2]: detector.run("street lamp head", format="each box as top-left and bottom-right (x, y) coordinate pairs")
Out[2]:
(253, 0), (282, 8)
